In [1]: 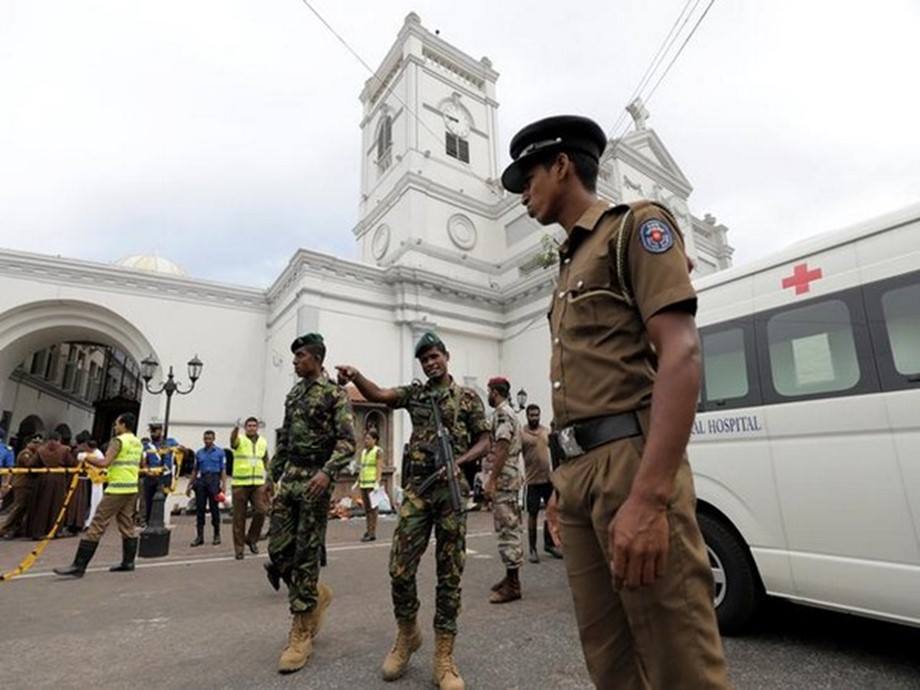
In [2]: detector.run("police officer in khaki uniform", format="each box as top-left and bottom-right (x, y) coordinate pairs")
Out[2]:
(501, 115), (730, 690)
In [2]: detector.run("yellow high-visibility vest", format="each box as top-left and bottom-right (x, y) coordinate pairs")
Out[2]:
(359, 446), (379, 488)
(233, 435), (267, 486)
(105, 432), (142, 495)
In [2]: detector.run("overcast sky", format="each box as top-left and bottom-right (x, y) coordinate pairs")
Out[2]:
(1, 0), (918, 287)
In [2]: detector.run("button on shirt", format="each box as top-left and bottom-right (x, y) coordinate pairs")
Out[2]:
(195, 445), (225, 475)
(549, 200), (697, 427)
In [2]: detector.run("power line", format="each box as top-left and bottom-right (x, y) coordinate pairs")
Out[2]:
(605, 0), (717, 159)
(608, 0), (700, 140)
(643, 0), (717, 105)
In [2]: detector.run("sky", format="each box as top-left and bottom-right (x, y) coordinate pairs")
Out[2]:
(1, 0), (918, 287)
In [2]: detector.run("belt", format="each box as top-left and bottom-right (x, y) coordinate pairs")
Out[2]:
(550, 411), (641, 461)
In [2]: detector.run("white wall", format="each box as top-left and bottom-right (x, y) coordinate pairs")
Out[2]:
(0, 261), (268, 450)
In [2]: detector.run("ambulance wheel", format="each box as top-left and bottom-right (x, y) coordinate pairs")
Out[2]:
(698, 512), (763, 635)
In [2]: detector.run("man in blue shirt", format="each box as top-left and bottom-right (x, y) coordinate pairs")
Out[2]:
(141, 423), (178, 526)
(0, 429), (16, 508)
(186, 430), (226, 546)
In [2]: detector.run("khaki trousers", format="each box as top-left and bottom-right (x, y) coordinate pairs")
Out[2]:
(232, 484), (269, 555)
(552, 430), (730, 690)
(85, 493), (137, 543)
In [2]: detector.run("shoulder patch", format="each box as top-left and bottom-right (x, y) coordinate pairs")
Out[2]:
(638, 218), (674, 254)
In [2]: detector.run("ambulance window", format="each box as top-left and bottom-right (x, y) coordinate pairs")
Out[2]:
(703, 327), (749, 401)
(766, 299), (861, 397)
(881, 282), (920, 376)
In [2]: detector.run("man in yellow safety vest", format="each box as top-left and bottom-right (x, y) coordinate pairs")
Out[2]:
(55, 412), (144, 577)
(229, 416), (271, 560)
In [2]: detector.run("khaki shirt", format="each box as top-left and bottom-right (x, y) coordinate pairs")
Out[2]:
(520, 424), (552, 485)
(490, 400), (522, 492)
(549, 200), (697, 427)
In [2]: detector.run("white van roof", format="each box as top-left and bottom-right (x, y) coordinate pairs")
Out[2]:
(693, 202), (920, 293)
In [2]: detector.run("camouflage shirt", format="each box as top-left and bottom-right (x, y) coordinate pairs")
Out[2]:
(490, 400), (523, 492)
(270, 371), (357, 483)
(393, 377), (490, 478)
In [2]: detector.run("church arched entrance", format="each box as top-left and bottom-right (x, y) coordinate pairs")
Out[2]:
(16, 414), (45, 443)
(0, 300), (158, 446)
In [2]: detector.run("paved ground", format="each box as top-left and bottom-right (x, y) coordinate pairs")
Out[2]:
(1, 511), (919, 689)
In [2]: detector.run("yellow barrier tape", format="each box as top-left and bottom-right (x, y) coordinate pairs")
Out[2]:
(0, 467), (166, 478)
(0, 463), (171, 582)
(0, 470), (81, 582)
(0, 446), (187, 582)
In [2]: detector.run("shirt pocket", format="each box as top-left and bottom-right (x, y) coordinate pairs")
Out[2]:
(563, 256), (633, 333)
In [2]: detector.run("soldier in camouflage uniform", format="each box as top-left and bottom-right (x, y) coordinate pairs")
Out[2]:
(267, 332), (356, 675)
(336, 331), (491, 690)
(484, 377), (524, 604)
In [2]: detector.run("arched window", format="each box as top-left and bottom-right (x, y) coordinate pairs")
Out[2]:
(376, 114), (393, 173)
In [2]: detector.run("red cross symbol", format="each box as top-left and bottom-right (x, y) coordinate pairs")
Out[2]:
(782, 263), (823, 295)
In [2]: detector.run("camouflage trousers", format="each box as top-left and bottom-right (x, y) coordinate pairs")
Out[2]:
(390, 481), (467, 634)
(492, 489), (523, 569)
(268, 469), (330, 614)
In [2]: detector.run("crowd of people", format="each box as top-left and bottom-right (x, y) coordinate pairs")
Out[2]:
(0, 429), (108, 540)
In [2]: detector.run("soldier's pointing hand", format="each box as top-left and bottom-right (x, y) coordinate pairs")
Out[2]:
(335, 365), (359, 385)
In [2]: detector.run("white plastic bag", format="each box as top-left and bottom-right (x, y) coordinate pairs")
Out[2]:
(369, 486), (385, 509)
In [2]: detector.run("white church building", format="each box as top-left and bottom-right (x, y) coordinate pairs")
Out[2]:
(0, 13), (732, 487)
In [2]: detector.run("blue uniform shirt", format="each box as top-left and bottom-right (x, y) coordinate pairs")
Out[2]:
(195, 445), (225, 475)
(0, 444), (13, 469)
(144, 438), (178, 473)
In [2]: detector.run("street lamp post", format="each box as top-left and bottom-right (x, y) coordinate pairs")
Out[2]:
(137, 354), (203, 558)
(141, 355), (203, 440)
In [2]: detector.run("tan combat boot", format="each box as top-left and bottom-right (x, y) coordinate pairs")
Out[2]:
(310, 583), (334, 639)
(381, 618), (422, 681)
(432, 631), (464, 690)
(278, 612), (313, 674)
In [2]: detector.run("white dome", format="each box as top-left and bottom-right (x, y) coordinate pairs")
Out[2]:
(116, 254), (187, 277)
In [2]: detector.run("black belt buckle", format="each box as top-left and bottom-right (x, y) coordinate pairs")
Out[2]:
(553, 411), (642, 461)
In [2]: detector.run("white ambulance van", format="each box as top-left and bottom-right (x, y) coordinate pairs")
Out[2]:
(690, 203), (920, 633)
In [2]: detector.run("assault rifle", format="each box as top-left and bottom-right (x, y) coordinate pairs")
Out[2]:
(416, 393), (464, 513)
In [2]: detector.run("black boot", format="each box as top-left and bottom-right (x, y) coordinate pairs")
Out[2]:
(54, 539), (98, 578)
(190, 533), (205, 547)
(110, 537), (138, 572)
(212, 531), (221, 546)
(528, 526), (540, 563)
(264, 561), (281, 591)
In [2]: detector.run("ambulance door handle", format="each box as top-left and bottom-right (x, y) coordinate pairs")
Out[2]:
(713, 399), (727, 407)
(907, 374), (920, 383)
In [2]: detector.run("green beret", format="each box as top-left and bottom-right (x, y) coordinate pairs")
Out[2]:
(290, 332), (325, 353)
(414, 331), (445, 358)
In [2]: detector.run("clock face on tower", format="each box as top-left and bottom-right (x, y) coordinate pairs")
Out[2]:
(442, 101), (471, 138)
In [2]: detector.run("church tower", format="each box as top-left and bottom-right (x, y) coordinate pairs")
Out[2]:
(353, 13), (506, 280)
